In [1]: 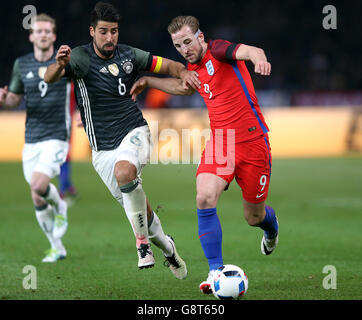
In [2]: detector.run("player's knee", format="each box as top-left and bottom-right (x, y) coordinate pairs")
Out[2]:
(245, 216), (263, 226)
(114, 161), (137, 185)
(31, 191), (47, 207)
(244, 208), (264, 226)
(196, 190), (218, 209)
(30, 181), (48, 197)
(243, 200), (265, 226)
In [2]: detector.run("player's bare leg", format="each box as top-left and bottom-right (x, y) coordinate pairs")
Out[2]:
(243, 200), (266, 226)
(115, 160), (154, 269)
(243, 199), (279, 255)
(196, 173), (227, 209)
(30, 172), (67, 262)
(196, 173), (227, 294)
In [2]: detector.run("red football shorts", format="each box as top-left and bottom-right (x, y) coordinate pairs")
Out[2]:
(196, 134), (272, 203)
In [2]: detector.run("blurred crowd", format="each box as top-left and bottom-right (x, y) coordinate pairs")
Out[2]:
(1, 0), (361, 108)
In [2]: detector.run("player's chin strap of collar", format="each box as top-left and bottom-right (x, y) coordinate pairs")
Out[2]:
(194, 29), (201, 38)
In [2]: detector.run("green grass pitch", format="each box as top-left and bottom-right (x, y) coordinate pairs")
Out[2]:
(0, 158), (361, 300)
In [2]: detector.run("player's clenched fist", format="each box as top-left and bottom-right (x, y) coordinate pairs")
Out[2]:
(56, 45), (72, 68)
(254, 61), (271, 76)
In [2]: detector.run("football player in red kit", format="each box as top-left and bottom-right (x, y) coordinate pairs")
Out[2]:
(130, 15), (279, 295)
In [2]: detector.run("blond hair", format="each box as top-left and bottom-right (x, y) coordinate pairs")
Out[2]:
(30, 13), (57, 34)
(167, 15), (200, 35)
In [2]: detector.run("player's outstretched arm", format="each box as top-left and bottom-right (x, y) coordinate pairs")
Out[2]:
(44, 45), (72, 83)
(0, 86), (23, 108)
(157, 58), (201, 90)
(235, 44), (271, 76)
(130, 76), (195, 102)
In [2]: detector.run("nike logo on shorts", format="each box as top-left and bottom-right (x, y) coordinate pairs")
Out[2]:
(256, 193), (265, 199)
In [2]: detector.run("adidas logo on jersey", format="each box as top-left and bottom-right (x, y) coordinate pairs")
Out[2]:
(99, 67), (109, 74)
(26, 71), (34, 79)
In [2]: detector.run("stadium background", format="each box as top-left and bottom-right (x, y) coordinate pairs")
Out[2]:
(0, 0), (361, 301)
(0, 0), (361, 159)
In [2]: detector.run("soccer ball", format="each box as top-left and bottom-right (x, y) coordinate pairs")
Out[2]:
(211, 264), (248, 300)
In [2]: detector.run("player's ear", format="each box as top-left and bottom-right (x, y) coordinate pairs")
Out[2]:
(29, 32), (34, 44)
(90, 26), (95, 38)
(199, 32), (205, 43)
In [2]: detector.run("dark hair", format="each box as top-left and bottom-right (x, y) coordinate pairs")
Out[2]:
(90, 2), (121, 28)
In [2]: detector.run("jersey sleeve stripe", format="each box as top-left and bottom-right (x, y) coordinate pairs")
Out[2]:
(210, 39), (241, 62)
(150, 56), (158, 71)
(77, 79), (98, 151)
(225, 43), (241, 60)
(154, 56), (163, 73)
(232, 44), (241, 59)
(145, 54), (154, 71)
(263, 137), (272, 173)
(230, 61), (269, 134)
(149, 56), (163, 73)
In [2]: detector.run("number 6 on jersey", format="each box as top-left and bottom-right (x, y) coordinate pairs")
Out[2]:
(118, 78), (126, 96)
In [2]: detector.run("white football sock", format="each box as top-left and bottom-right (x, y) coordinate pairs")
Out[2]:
(148, 212), (173, 257)
(44, 183), (63, 212)
(35, 204), (64, 251)
(121, 182), (149, 247)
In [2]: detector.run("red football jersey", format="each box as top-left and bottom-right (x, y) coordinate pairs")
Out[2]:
(187, 39), (269, 143)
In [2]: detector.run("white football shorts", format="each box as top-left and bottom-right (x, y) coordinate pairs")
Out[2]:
(92, 125), (152, 207)
(22, 139), (69, 184)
